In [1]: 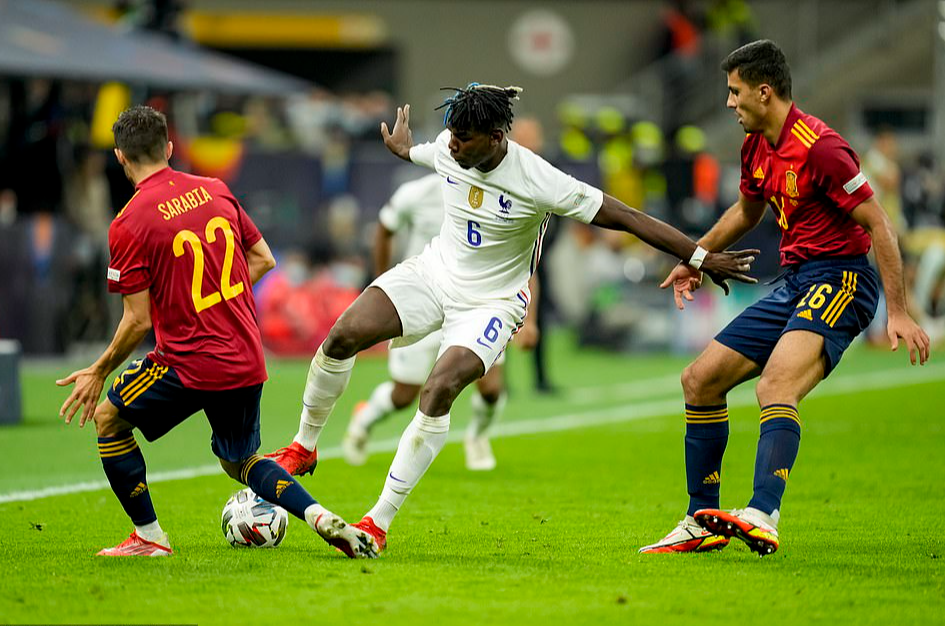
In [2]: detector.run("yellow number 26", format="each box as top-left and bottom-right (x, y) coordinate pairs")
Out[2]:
(172, 216), (245, 313)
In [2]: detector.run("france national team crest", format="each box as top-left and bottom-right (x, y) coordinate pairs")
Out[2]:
(499, 194), (512, 214)
(468, 185), (484, 209)
(785, 169), (799, 198)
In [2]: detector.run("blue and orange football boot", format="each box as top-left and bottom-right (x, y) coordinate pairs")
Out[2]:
(694, 507), (780, 556)
(638, 516), (730, 553)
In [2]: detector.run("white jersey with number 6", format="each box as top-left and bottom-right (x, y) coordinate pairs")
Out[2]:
(409, 129), (603, 301)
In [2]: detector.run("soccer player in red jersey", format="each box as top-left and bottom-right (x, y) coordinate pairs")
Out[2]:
(640, 40), (930, 556)
(57, 105), (377, 558)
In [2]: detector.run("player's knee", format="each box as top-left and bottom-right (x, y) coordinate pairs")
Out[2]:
(322, 328), (359, 360)
(476, 382), (502, 404)
(476, 376), (503, 404)
(422, 373), (465, 411)
(219, 458), (245, 483)
(391, 383), (420, 409)
(93, 403), (125, 438)
(755, 374), (794, 406)
(681, 363), (704, 398)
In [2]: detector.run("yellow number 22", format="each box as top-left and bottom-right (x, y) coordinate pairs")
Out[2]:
(173, 216), (245, 313)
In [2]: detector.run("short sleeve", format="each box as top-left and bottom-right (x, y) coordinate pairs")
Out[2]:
(528, 153), (603, 223)
(378, 182), (414, 233)
(408, 130), (449, 170)
(739, 135), (764, 201)
(234, 198), (263, 251)
(107, 221), (151, 294)
(808, 136), (874, 213)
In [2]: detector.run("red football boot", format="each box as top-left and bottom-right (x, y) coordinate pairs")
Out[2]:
(264, 441), (318, 476)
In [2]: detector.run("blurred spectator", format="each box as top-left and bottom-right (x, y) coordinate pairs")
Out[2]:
(706, 0), (758, 50)
(663, 124), (720, 235)
(511, 115), (558, 392)
(863, 128), (906, 237)
(116, 0), (187, 41)
(63, 145), (116, 344)
(654, 0), (704, 130)
(902, 153), (945, 338)
(257, 250), (361, 356)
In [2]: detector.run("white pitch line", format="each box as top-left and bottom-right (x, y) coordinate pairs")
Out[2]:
(1, 363), (942, 505)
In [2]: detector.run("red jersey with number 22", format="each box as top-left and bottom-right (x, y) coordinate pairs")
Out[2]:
(739, 104), (874, 266)
(107, 167), (266, 390)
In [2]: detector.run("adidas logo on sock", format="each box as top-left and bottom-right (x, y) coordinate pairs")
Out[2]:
(129, 482), (148, 498)
(275, 479), (292, 498)
(796, 309), (813, 320)
(703, 471), (721, 485)
(773, 468), (790, 481)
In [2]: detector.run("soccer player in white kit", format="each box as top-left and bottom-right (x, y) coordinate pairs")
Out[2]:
(268, 84), (758, 553)
(342, 172), (530, 471)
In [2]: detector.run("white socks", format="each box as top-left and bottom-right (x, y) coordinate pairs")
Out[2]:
(135, 520), (167, 545)
(367, 410), (450, 531)
(468, 391), (506, 438)
(294, 345), (356, 450)
(353, 380), (397, 432)
(303, 502), (329, 530)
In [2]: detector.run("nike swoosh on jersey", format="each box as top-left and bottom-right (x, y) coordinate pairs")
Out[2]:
(446, 176), (459, 185)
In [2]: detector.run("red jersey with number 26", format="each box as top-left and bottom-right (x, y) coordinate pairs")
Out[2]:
(107, 167), (267, 390)
(739, 104), (874, 266)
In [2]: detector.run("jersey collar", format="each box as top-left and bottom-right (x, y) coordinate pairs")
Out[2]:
(773, 103), (802, 150)
(135, 166), (174, 190)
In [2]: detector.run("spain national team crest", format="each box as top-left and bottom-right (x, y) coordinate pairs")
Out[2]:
(468, 185), (484, 209)
(785, 169), (799, 198)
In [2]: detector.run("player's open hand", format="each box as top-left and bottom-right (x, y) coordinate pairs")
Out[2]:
(660, 263), (703, 310)
(381, 104), (413, 161)
(57, 366), (106, 428)
(701, 249), (759, 296)
(887, 312), (931, 365)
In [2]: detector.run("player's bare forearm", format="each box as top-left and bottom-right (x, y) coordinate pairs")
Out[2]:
(592, 194), (698, 261)
(247, 238), (276, 285)
(92, 293), (153, 377)
(593, 195), (759, 290)
(698, 195), (767, 252)
(851, 199), (908, 314)
(374, 225), (395, 277)
(57, 290), (151, 425)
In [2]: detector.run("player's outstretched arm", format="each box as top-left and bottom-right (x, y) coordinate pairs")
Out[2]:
(591, 194), (759, 291)
(850, 197), (930, 365)
(658, 194), (767, 309)
(380, 104), (413, 162)
(57, 290), (152, 427)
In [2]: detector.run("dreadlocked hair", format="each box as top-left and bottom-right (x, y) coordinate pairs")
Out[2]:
(435, 83), (523, 133)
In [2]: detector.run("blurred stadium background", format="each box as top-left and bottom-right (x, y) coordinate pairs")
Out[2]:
(0, 0), (938, 411)
(1, 2), (944, 623)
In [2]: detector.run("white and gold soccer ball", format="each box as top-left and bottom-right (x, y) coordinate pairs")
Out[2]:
(221, 488), (288, 548)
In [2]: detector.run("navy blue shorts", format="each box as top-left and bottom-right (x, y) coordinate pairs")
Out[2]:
(715, 256), (879, 376)
(106, 357), (263, 463)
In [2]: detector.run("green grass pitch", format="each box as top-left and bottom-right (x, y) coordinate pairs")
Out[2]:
(1, 332), (943, 625)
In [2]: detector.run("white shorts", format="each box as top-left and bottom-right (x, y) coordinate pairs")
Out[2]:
(371, 255), (525, 374)
(388, 329), (506, 385)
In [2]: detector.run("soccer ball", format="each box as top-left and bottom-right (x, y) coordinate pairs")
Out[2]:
(221, 488), (288, 548)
